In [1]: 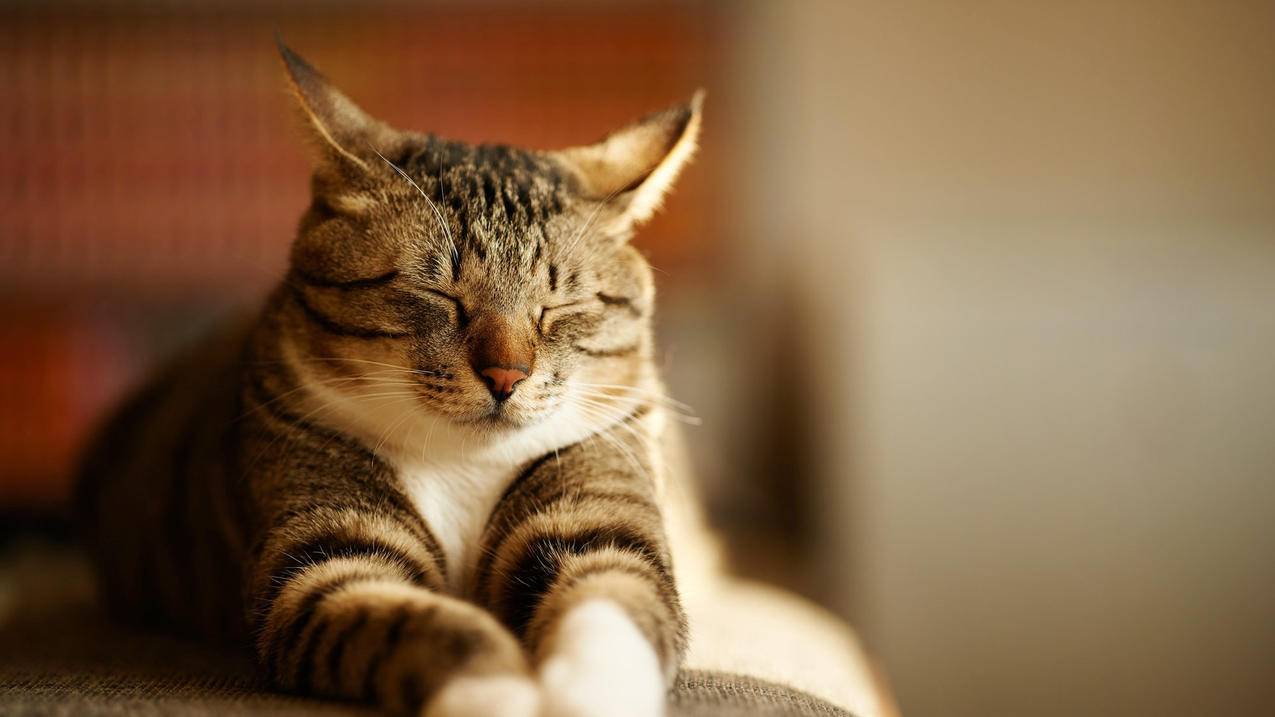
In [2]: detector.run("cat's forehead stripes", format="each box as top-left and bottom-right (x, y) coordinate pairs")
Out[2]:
(404, 138), (570, 225)
(396, 136), (577, 279)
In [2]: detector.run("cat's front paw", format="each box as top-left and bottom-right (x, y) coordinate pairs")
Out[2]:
(424, 674), (540, 717)
(537, 600), (666, 717)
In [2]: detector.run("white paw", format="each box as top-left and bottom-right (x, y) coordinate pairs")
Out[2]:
(424, 674), (540, 717)
(537, 600), (666, 717)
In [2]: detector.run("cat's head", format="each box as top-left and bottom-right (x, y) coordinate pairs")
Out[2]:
(274, 44), (701, 445)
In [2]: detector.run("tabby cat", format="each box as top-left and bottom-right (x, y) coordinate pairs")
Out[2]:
(76, 44), (873, 717)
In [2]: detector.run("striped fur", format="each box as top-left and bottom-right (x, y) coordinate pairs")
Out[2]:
(76, 44), (703, 716)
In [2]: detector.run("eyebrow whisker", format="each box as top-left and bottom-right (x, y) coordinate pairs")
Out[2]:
(369, 145), (460, 266)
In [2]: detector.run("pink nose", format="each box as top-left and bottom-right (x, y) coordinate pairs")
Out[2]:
(479, 366), (528, 401)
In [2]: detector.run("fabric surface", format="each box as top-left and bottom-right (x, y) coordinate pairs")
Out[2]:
(0, 545), (854, 717)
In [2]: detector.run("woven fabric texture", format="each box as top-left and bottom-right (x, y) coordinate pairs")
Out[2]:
(0, 547), (853, 717)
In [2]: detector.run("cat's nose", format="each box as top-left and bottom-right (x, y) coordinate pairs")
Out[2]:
(479, 365), (528, 401)
(468, 313), (534, 401)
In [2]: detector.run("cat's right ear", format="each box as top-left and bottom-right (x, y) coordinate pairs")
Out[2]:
(552, 91), (704, 235)
(277, 41), (394, 175)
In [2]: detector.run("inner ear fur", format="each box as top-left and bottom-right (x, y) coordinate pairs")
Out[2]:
(553, 90), (704, 228)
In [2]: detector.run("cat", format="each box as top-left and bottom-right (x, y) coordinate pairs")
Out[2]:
(75, 43), (877, 717)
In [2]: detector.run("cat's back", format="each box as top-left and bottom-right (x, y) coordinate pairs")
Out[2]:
(75, 314), (258, 639)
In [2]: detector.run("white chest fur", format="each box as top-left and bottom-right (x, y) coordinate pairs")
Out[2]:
(395, 455), (520, 595)
(379, 412), (602, 595)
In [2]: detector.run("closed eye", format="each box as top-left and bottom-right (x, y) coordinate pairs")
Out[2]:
(538, 300), (592, 333)
(425, 289), (469, 328)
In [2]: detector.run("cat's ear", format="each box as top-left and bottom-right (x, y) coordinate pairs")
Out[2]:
(554, 91), (704, 231)
(277, 41), (395, 174)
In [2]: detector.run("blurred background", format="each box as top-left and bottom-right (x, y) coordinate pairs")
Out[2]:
(2, 1), (1273, 716)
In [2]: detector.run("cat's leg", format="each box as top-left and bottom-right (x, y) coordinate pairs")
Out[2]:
(250, 503), (538, 717)
(473, 436), (686, 717)
(531, 559), (680, 717)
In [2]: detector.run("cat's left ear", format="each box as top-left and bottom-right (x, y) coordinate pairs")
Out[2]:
(277, 40), (397, 175)
(553, 91), (704, 233)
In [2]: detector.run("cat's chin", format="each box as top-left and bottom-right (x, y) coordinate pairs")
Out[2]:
(453, 406), (539, 433)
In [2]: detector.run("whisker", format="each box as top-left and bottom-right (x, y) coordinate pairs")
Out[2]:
(561, 187), (624, 259)
(232, 374), (423, 423)
(570, 391), (702, 426)
(570, 386), (699, 422)
(565, 398), (652, 480)
(242, 387), (386, 472)
(571, 388), (694, 413)
(420, 408), (442, 464)
(370, 395), (421, 458)
(570, 382), (694, 410)
(369, 146), (459, 265)
(294, 356), (442, 376)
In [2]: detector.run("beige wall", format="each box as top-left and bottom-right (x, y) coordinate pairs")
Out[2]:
(731, 2), (1275, 715)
